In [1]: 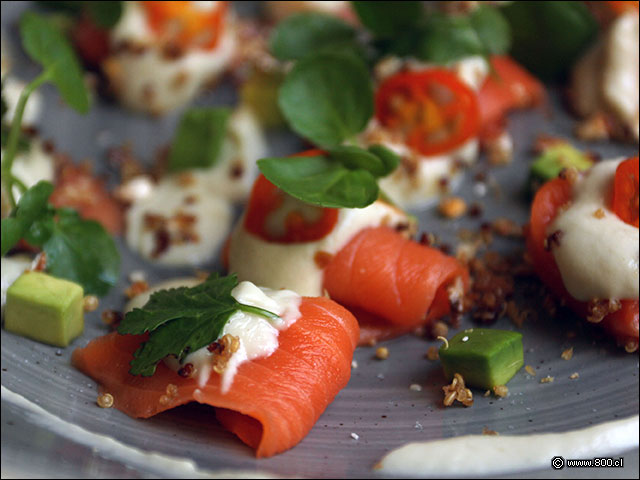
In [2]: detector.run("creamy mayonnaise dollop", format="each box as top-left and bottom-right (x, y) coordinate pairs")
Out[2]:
(159, 280), (301, 393)
(228, 199), (409, 296)
(548, 159), (639, 301)
(105, 1), (236, 114)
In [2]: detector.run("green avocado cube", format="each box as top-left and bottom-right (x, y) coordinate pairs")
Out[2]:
(439, 328), (523, 389)
(4, 271), (84, 347)
(529, 144), (593, 191)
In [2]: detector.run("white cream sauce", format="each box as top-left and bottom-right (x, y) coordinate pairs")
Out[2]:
(228, 199), (409, 296)
(375, 415), (639, 477)
(549, 159), (639, 301)
(106, 1), (236, 114)
(1, 386), (279, 478)
(162, 280), (301, 393)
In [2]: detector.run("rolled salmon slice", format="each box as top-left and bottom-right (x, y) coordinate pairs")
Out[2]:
(72, 297), (359, 458)
(323, 226), (468, 342)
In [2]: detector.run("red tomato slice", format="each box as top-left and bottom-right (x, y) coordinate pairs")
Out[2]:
(244, 150), (338, 244)
(526, 176), (639, 348)
(612, 156), (639, 228)
(50, 164), (123, 235)
(606, 1), (639, 15)
(478, 56), (545, 140)
(71, 14), (111, 67)
(143, 1), (228, 51)
(375, 69), (480, 156)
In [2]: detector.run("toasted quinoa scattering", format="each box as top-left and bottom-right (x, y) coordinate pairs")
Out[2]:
(569, 372), (580, 380)
(439, 196), (467, 219)
(586, 298), (622, 323)
(158, 394), (171, 406)
(430, 321), (449, 339)
(593, 208), (605, 219)
(625, 341), (638, 353)
(558, 167), (579, 185)
(166, 383), (178, 397)
(525, 365), (537, 376)
(482, 426), (499, 436)
(209, 334), (241, 374)
(442, 373), (474, 407)
(493, 385), (508, 398)
(101, 309), (123, 327)
(409, 383), (423, 392)
(125, 280), (149, 299)
(540, 376), (555, 384)
(97, 393), (114, 408)
(375, 346), (389, 360)
(561, 347), (574, 360)
(83, 295), (99, 312)
(426, 346), (439, 361)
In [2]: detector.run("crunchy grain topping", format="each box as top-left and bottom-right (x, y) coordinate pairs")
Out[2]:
(593, 208), (605, 219)
(561, 347), (574, 360)
(558, 167), (579, 185)
(159, 394), (171, 406)
(442, 373), (474, 407)
(491, 218), (523, 237)
(482, 426), (499, 436)
(97, 393), (114, 408)
(143, 210), (200, 259)
(101, 309), (123, 327)
(425, 346), (439, 361)
(375, 346), (389, 360)
(409, 383), (423, 392)
(430, 321), (449, 340)
(83, 295), (99, 312)
(166, 384), (178, 397)
(125, 280), (149, 299)
(525, 365), (537, 376)
(177, 363), (195, 378)
(314, 250), (334, 269)
(439, 196), (467, 219)
(586, 298), (622, 323)
(493, 385), (508, 398)
(209, 334), (240, 374)
(540, 376), (554, 384)
(625, 341), (639, 353)
(569, 372), (580, 380)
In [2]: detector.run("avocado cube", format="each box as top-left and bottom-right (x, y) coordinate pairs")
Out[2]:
(439, 328), (523, 389)
(529, 144), (594, 191)
(4, 272), (84, 347)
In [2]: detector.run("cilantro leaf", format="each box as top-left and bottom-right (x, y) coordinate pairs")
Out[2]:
(257, 145), (398, 209)
(168, 108), (231, 173)
(20, 11), (90, 113)
(118, 274), (279, 377)
(278, 52), (373, 147)
(270, 12), (360, 61)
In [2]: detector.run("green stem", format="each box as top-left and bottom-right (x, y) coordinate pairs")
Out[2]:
(1, 69), (52, 208)
(238, 303), (282, 323)
(12, 176), (28, 194)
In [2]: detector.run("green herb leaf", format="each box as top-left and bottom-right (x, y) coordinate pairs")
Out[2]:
(469, 5), (511, 55)
(416, 13), (484, 64)
(501, 1), (597, 80)
(1, 181), (53, 256)
(118, 274), (278, 377)
(87, 1), (123, 28)
(1, 84), (31, 153)
(278, 52), (373, 147)
(20, 11), (90, 113)
(258, 153), (380, 209)
(329, 144), (399, 178)
(352, 1), (423, 38)
(43, 216), (120, 296)
(168, 108), (231, 173)
(366, 144), (400, 176)
(270, 12), (358, 61)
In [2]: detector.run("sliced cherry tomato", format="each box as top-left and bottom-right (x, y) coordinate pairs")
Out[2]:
(612, 156), (639, 228)
(478, 56), (545, 140)
(245, 150), (339, 244)
(526, 176), (639, 348)
(71, 14), (111, 67)
(606, 1), (639, 15)
(375, 69), (480, 157)
(50, 164), (123, 235)
(143, 1), (228, 51)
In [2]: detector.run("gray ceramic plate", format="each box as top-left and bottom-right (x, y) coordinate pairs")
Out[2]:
(1, 2), (638, 478)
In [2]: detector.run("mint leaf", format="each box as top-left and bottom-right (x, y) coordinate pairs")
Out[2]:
(43, 216), (120, 296)
(118, 274), (278, 377)
(20, 11), (90, 113)
(278, 52), (373, 147)
(168, 108), (231, 173)
(270, 12), (358, 61)
(352, 1), (423, 38)
(1, 181), (53, 256)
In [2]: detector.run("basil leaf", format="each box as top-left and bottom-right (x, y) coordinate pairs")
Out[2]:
(270, 12), (358, 61)
(87, 1), (123, 28)
(43, 216), (120, 296)
(329, 144), (398, 178)
(278, 52), (373, 147)
(502, 1), (597, 80)
(168, 108), (231, 173)
(470, 5), (511, 55)
(417, 13), (484, 64)
(1, 181), (53, 256)
(258, 154), (379, 208)
(352, 1), (423, 38)
(118, 274), (278, 377)
(366, 144), (400, 176)
(19, 11), (90, 113)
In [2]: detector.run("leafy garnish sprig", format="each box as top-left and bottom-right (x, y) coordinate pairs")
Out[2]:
(118, 274), (279, 376)
(36, 1), (123, 29)
(1, 11), (89, 209)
